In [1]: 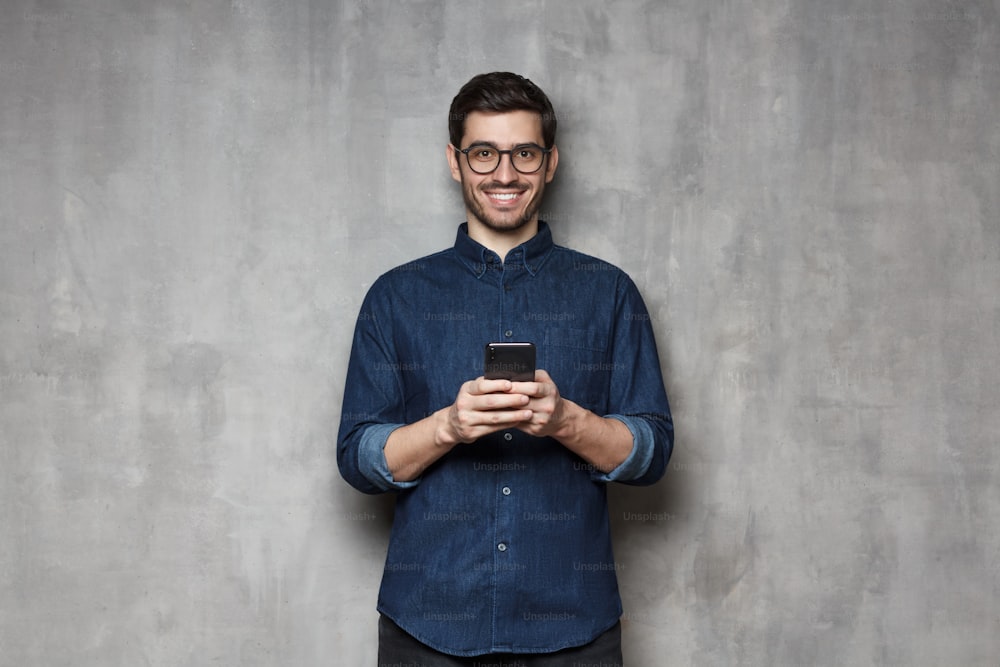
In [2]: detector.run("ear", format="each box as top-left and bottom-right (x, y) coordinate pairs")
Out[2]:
(544, 145), (559, 183)
(446, 144), (462, 183)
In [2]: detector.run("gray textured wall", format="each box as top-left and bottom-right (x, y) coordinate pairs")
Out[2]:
(2, 1), (998, 665)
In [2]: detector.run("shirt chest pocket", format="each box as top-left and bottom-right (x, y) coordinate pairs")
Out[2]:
(541, 327), (610, 413)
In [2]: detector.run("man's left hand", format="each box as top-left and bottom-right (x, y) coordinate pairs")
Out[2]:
(510, 369), (633, 473)
(509, 369), (570, 439)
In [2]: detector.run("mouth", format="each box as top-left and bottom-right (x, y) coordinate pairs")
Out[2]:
(483, 190), (527, 207)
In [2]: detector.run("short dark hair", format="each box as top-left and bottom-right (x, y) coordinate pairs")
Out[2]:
(448, 72), (557, 149)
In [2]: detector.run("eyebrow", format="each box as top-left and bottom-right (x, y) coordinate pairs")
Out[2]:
(463, 141), (543, 149)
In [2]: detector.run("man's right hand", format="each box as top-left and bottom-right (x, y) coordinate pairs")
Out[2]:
(437, 377), (534, 446)
(384, 377), (533, 482)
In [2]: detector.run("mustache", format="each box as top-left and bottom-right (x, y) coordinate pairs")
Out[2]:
(478, 182), (529, 192)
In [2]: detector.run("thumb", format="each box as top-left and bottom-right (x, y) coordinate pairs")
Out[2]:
(534, 368), (553, 383)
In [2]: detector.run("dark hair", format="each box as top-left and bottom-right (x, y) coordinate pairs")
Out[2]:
(448, 72), (557, 149)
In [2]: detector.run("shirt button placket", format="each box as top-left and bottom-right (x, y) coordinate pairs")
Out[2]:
(497, 265), (517, 572)
(499, 431), (513, 559)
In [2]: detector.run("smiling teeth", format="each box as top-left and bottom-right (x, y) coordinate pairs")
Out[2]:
(491, 194), (517, 200)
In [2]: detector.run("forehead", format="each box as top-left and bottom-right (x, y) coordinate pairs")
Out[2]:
(461, 110), (545, 146)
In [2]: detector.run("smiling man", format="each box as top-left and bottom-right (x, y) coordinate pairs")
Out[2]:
(338, 72), (674, 666)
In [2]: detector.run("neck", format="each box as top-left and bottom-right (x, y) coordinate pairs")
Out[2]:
(466, 218), (539, 263)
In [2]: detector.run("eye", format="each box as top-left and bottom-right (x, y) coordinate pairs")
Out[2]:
(471, 147), (497, 161)
(516, 147), (539, 160)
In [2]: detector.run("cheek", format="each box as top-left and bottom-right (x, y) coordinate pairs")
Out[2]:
(458, 172), (480, 191)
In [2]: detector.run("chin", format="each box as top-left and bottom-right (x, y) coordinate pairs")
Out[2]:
(483, 215), (532, 233)
(467, 199), (537, 234)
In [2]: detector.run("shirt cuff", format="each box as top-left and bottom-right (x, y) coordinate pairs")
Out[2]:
(358, 423), (421, 492)
(593, 415), (655, 483)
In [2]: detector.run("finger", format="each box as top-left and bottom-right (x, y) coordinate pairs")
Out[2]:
(474, 391), (531, 411)
(514, 420), (546, 436)
(534, 368), (553, 383)
(484, 409), (534, 425)
(508, 380), (542, 397)
(469, 377), (514, 395)
(460, 409), (533, 429)
(511, 369), (557, 397)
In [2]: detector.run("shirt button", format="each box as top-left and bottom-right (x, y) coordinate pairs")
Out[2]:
(503, 432), (512, 441)
(504, 330), (513, 338)
(497, 543), (507, 552)
(502, 486), (511, 496)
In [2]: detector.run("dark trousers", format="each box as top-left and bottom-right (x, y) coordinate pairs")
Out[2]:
(377, 615), (624, 666)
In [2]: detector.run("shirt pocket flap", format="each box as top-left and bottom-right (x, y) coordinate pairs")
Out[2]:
(544, 327), (607, 352)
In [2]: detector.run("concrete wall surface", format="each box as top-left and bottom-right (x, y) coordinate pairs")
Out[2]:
(2, 1), (998, 665)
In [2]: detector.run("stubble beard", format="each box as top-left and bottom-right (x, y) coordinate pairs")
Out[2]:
(461, 177), (545, 234)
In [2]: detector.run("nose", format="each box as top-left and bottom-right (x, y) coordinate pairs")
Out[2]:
(493, 152), (518, 183)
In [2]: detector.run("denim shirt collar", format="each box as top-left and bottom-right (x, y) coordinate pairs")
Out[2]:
(453, 221), (555, 278)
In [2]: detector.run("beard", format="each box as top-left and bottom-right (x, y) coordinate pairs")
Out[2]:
(460, 176), (546, 233)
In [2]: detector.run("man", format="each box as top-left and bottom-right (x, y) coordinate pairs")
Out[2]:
(338, 72), (673, 665)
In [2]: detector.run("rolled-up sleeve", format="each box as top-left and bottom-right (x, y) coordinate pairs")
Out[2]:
(594, 275), (674, 486)
(355, 423), (419, 492)
(592, 414), (656, 483)
(337, 280), (422, 494)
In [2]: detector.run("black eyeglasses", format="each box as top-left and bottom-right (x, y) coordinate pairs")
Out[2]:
(454, 142), (552, 174)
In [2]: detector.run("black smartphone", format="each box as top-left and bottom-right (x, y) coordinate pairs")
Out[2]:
(483, 342), (536, 381)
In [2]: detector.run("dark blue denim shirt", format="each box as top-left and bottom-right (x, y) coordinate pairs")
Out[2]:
(337, 222), (673, 656)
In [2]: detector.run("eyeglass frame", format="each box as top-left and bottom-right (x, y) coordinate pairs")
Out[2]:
(452, 142), (554, 175)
